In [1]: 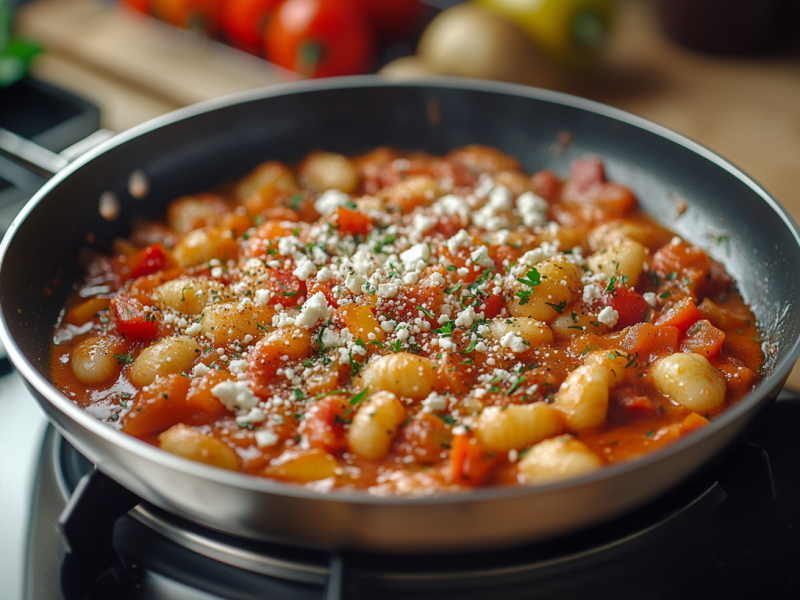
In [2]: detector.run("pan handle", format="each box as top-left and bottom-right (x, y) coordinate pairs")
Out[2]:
(0, 126), (114, 178)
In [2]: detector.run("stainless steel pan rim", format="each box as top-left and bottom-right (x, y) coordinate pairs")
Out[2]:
(2, 76), (799, 547)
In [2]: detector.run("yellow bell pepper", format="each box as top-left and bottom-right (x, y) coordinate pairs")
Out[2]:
(475, 0), (615, 70)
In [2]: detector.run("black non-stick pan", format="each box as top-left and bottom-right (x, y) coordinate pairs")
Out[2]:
(2, 77), (799, 552)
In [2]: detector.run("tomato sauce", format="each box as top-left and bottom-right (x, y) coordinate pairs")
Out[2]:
(50, 146), (763, 495)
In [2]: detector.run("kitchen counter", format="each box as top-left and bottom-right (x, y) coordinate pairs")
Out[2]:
(13, 0), (800, 387)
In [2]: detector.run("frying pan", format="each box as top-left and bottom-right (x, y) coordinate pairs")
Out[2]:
(2, 77), (799, 552)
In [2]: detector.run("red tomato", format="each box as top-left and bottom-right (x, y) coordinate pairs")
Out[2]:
(128, 243), (172, 279)
(264, 0), (374, 78)
(113, 295), (159, 339)
(336, 206), (373, 236)
(603, 287), (648, 330)
(303, 395), (351, 451)
(263, 269), (307, 307)
(655, 298), (704, 333)
(620, 323), (680, 362)
(121, 0), (151, 15)
(151, 0), (225, 33)
(680, 319), (725, 360)
(221, 0), (282, 54)
(355, 0), (425, 39)
(450, 434), (496, 486)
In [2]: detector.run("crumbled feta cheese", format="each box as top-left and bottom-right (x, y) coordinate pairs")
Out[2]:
(429, 272), (446, 286)
(597, 306), (620, 327)
(643, 291), (658, 307)
(211, 380), (258, 412)
(316, 266), (334, 282)
(377, 282), (400, 298)
(516, 191), (548, 229)
(184, 322), (202, 336)
(292, 257), (317, 281)
(455, 306), (479, 328)
(470, 246), (495, 269)
(446, 229), (471, 255)
(314, 189), (350, 216)
(500, 332), (527, 353)
(582, 283), (602, 304)
(400, 243), (430, 271)
(193, 363), (211, 378)
(255, 430), (280, 448)
(229, 359), (247, 375)
(295, 292), (330, 328)
(237, 407), (266, 424)
(421, 392), (447, 412)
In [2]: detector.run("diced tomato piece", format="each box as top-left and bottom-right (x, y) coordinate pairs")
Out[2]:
(432, 214), (465, 239)
(530, 169), (561, 204)
(256, 220), (295, 240)
(435, 351), (478, 395)
(604, 287), (648, 329)
(304, 395), (351, 451)
(680, 412), (710, 435)
(450, 434), (496, 486)
(113, 295), (159, 339)
(247, 327), (313, 396)
(594, 183), (637, 215)
(655, 299), (704, 333)
(122, 375), (193, 438)
(264, 269), (307, 307)
(128, 243), (172, 278)
(620, 393), (659, 419)
(187, 370), (233, 415)
(395, 414), (453, 463)
(651, 243), (711, 281)
(570, 158), (605, 193)
(481, 294), (505, 319)
(336, 206), (373, 236)
(713, 355), (758, 399)
(621, 323), (680, 362)
(681, 319), (725, 360)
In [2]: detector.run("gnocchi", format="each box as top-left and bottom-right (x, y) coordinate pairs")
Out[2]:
(52, 146), (762, 494)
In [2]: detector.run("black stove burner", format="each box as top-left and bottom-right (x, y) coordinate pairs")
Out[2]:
(55, 390), (800, 600)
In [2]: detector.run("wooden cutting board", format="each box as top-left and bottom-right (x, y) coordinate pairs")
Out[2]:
(14, 0), (800, 388)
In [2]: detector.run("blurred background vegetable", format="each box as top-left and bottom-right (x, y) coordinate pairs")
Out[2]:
(411, 2), (560, 86)
(476, 0), (615, 70)
(263, 0), (374, 78)
(0, 0), (41, 87)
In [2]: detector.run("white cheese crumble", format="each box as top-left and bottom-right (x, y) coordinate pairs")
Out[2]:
(643, 291), (658, 307)
(184, 322), (202, 336)
(314, 189), (350, 216)
(295, 292), (330, 329)
(211, 380), (258, 412)
(499, 332), (527, 353)
(597, 306), (620, 327)
(400, 243), (430, 271)
(516, 191), (549, 229)
(292, 257), (317, 281)
(446, 229), (471, 255)
(255, 430), (279, 448)
(582, 283), (602, 304)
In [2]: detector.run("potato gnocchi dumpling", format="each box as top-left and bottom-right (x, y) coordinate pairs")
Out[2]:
(51, 147), (762, 494)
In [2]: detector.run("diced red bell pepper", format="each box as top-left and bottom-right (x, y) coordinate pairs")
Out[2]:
(604, 287), (648, 329)
(113, 295), (159, 339)
(128, 243), (171, 279)
(681, 319), (725, 360)
(336, 206), (373, 236)
(655, 299), (704, 333)
(450, 434), (496, 486)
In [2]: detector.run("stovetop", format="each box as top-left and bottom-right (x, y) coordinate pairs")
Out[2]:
(4, 359), (799, 600)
